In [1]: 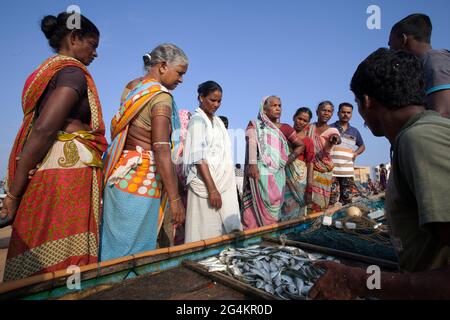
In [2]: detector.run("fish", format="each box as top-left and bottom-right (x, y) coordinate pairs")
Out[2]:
(198, 244), (337, 300)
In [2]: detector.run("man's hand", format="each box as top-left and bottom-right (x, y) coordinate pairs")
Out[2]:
(309, 261), (364, 300)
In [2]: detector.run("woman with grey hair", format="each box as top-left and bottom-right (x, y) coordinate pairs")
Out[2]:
(100, 43), (188, 260)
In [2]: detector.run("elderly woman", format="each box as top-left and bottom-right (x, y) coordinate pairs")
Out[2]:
(183, 81), (242, 242)
(305, 101), (341, 212)
(241, 96), (306, 229)
(100, 44), (188, 260)
(281, 107), (315, 219)
(0, 13), (107, 281)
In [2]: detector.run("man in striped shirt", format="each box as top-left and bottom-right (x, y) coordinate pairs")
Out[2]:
(329, 103), (365, 206)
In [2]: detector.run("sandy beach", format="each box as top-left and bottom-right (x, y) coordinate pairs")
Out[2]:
(0, 226), (11, 283)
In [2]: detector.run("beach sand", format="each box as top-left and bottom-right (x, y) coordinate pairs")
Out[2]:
(0, 226), (11, 283)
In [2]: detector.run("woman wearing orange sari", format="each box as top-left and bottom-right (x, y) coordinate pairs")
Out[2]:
(306, 101), (341, 212)
(0, 13), (107, 281)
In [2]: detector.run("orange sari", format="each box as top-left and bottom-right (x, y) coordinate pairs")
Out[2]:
(4, 55), (107, 281)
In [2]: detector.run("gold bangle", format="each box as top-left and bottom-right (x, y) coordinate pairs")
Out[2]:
(6, 192), (22, 201)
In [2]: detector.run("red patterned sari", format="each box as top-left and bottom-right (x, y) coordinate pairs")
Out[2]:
(4, 55), (107, 281)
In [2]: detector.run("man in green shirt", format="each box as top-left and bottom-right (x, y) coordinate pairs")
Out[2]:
(309, 48), (450, 299)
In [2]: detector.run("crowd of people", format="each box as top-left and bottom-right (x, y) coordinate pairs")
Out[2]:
(0, 11), (449, 299)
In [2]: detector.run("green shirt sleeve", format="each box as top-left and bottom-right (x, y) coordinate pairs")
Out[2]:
(398, 122), (450, 226)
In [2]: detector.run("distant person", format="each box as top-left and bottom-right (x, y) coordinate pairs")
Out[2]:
(379, 163), (388, 191)
(367, 178), (378, 195)
(329, 103), (366, 206)
(0, 12), (107, 281)
(219, 116), (229, 129)
(281, 107), (315, 219)
(183, 81), (242, 242)
(310, 48), (450, 300)
(241, 96), (306, 229)
(235, 164), (244, 196)
(305, 101), (341, 212)
(389, 13), (450, 118)
(100, 44), (187, 261)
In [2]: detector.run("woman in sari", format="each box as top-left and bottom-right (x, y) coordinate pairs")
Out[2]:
(306, 101), (341, 212)
(0, 13), (107, 281)
(183, 81), (242, 242)
(100, 44), (188, 260)
(159, 109), (191, 247)
(241, 96), (306, 230)
(281, 107), (315, 220)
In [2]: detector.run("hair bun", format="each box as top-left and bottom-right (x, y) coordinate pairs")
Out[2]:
(41, 15), (58, 39)
(143, 53), (152, 65)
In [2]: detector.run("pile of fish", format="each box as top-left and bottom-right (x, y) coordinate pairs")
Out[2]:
(198, 244), (339, 300)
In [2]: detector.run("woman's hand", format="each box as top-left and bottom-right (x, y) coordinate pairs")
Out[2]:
(0, 196), (20, 228)
(208, 190), (222, 210)
(304, 184), (313, 205)
(329, 134), (341, 145)
(248, 164), (260, 181)
(169, 197), (185, 225)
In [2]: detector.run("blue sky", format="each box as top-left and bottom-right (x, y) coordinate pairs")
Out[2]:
(1, 0), (450, 177)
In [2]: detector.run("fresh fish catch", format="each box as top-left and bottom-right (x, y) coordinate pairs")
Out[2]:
(198, 245), (338, 300)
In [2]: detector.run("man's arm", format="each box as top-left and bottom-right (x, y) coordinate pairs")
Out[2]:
(309, 260), (450, 300)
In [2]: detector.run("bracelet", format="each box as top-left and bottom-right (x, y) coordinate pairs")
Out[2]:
(209, 190), (219, 195)
(153, 142), (171, 146)
(169, 196), (181, 203)
(6, 192), (22, 201)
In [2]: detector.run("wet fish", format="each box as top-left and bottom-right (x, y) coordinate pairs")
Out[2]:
(198, 244), (337, 300)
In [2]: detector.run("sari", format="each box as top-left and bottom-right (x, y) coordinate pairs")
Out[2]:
(241, 103), (291, 229)
(183, 108), (242, 242)
(100, 80), (181, 261)
(159, 109), (191, 247)
(281, 135), (315, 220)
(306, 123), (340, 212)
(4, 55), (107, 281)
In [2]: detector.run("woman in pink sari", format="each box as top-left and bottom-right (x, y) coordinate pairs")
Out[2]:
(241, 96), (306, 229)
(305, 101), (341, 212)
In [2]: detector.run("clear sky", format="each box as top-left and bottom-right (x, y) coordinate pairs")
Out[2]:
(1, 0), (450, 178)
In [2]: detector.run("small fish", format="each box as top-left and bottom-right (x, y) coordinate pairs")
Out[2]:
(256, 279), (265, 289)
(307, 253), (323, 261)
(295, 277), (304, 294)
(264, 283), (275, 294)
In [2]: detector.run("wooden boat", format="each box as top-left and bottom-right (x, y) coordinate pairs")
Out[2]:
(0, 194), (392, 300)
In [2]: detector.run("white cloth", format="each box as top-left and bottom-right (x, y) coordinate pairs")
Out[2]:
(183, 108), (242, 242)
(185, 184), (242, 243)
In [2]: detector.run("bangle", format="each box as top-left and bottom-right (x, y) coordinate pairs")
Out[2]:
(6, 192), (22, 201)
(169, 196), (181, 203)
(153, 142), (171, 146)
(209, 190), (219, 195)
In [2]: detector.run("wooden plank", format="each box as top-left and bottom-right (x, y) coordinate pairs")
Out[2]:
(263, 237), (399, 270)
(183, 260), (282, 300)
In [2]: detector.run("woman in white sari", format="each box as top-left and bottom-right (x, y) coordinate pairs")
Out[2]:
(183, 81), (242, 242)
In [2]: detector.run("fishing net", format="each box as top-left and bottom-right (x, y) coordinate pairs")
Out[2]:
(287, 198), (398, 262)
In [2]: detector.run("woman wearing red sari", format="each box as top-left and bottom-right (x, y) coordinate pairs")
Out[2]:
(0, 12), (107, 281)
(281, 107), (315, 219)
